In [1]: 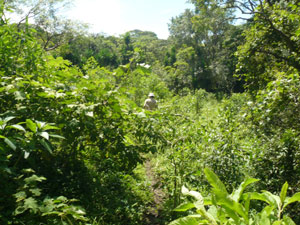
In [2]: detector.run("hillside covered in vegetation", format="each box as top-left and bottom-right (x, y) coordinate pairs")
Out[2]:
(1, 0), (300, 224)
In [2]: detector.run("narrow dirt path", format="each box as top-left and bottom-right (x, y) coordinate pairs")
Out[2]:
(144, 160), (166, 225)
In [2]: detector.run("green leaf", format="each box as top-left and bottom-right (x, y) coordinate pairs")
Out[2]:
(283, 215), (296, 225)
(124, 135), (135, 145)
(174, 203), (195, 212)
(14, 191), (27, 202)
(14, 91), (26, 100)
(261, 205), (275, 217)
(168, 215), (202, 225)
(204, 168), (228, 195)
(22, 168), (35, 174)
(242, 193), (251, 213)
(43, 124), (60, 131)
(8, 124), (26, 132)
(283, 193), (300, 209)
(231, 177), (259, 202)
(189, 191), (203, 202)
(49, 134), (65, 139)
(250, 191), (279, 207)
(197, 206), (218, 225)
(259, 214), (271, 225)
(39, 139), (52, 154)
(272, 221), (282, 225)
(4, 138), (16, 150)
(55, 196), (68, 202)
(222, 205), (241, 224)
(250, 192), (270, 203)
(4, 116), (15, 123)
(182, 186), (189, 195)
(217, 195), (248, 222)
(207, 205), (218, 220)
(262, 191), (281, 209)
(24, 197), (38, 213)
(14, 206), (26, 215)
(38, 131), (49, 140)
(26, 119), (37, 133)
(40, 199), (55, 213)
(280, 182), (288, 206)
(24, 175), (46, 183)
(181, 186), (203, 202)
(29, 188), (41, 197)
(36, 121), (46, 129)
(24, 151), (30, 159)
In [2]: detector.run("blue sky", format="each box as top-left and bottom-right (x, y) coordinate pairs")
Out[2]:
(65, 0), (194, 39)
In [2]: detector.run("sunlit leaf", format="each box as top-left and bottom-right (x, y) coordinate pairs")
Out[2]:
(36, 121), (46, 129)
(24, 197), (38, 213)
(280, 182), (288, 206)
(261, 205), (274, 217)
(283, 215), (296, 225)
(231, 177), (259, 202)
(14, 191), (26, 202)
(204, 168), (228, 195)
(182, 186), (189, 195)
(174, 203), (195, 212)
(4, 138), (16, 150)
(14, 206), (26, 215)
(43, 124), (59, 130)
(9, 124), (26, 132)
(250, 192), (272, 204)
(26, 119), (37, 133)
(283, 193), (300, 209)
(168, 215), (202, 225)
(38, 131), (49, 140)
(29, 188), (41, 197)
(4, 116), (15, 123)
(262, 191), (281, 209)
(24, 175), (46, 183)
(217, 195), (248, 222)
(24, 151), (30, 159)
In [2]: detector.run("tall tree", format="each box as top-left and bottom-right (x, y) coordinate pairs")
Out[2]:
(3, 0), (85, 51)
(236, 0), (300, 92)
(120, 32), (134, 64)
(129, 29), (169, 65)
(168, 1), (244, 92)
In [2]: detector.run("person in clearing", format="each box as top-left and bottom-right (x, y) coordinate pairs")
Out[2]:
(144, 93), (157, 110)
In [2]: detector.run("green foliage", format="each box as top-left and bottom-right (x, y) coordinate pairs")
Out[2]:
(121, 32), (134, 65)
(4, 0), (86, 51)
(236, 0), (300, 93)
(60, 34), (120, 68)
(0, 8), (165, 224)
(13, 170), (88, 225)
(168, 2), (244, 93)
(129, 29), (168, 65)
(2, 1), (300, 224)
(170, 168), (300, 225)
(243, 70), (300, 205)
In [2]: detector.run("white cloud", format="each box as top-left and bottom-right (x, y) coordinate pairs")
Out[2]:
(66, 0), (123, 35)
(65, 0), (193, 39)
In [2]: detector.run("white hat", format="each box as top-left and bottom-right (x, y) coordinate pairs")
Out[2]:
(148, 93), (155, 97)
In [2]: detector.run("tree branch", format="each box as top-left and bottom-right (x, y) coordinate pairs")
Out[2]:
(257, 49), (300, 71)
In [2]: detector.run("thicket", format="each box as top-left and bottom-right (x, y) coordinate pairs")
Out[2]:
(0, 5), (166, 224)
(165, 0), (300, 224)
(1, 0), (300, 224)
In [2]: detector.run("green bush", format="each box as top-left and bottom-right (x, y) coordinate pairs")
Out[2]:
(170, 168), (300, 225)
